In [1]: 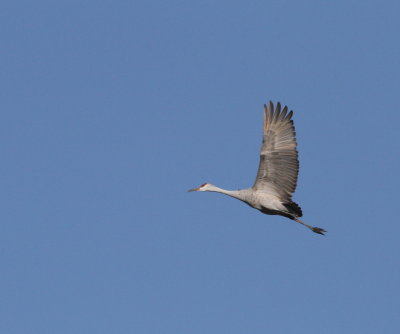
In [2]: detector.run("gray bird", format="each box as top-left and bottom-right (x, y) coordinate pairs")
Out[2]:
(188, 101), (326, 235)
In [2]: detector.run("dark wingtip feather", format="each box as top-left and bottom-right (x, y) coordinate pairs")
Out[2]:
(276, 102), (281, 113)
(281, 106), (288, 119)
(272, 102), (281, 123)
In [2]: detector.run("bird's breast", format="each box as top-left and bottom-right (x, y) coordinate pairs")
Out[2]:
(254, 193), (285, 211)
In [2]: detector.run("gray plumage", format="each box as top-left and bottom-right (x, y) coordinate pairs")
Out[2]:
(189, 101), (326, 235)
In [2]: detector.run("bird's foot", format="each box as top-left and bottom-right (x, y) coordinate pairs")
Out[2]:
(311, 227), (327, 235)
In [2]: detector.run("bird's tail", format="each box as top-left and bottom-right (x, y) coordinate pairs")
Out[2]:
(284, 201), (303, 217)
(293, 218), (327, 235)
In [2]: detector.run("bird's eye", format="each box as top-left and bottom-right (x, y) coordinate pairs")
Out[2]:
(200, 183), (207, 187)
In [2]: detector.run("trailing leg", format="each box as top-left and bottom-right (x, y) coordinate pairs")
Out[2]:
(293, 217), (326, 235)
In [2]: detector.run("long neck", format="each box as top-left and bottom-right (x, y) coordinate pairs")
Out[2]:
(207, 185), (245, 201)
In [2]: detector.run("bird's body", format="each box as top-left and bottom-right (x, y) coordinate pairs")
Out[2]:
(189, 101), (326, 235)
(201, 185), (287, 213)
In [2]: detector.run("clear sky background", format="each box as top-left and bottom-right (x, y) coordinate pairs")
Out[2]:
(1, 1), (399, 333)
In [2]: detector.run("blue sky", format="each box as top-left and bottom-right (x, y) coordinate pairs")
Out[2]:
(1, 0), (399, 333)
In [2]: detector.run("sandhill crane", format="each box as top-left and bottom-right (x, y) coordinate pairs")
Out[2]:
(188, 101), (326, 235)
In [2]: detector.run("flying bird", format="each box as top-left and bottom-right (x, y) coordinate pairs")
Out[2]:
(188, 101), (326, 235)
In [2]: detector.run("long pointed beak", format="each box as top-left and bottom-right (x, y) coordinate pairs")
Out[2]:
(188, 187), (200, 192)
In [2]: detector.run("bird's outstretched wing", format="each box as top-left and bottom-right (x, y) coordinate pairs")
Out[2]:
(253, 101), (299, 200)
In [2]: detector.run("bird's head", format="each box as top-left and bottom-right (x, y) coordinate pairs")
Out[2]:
(188, 183), (213, 192)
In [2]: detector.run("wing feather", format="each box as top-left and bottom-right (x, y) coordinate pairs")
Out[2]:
(253, 101), (299, 200)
